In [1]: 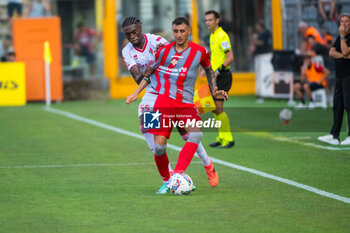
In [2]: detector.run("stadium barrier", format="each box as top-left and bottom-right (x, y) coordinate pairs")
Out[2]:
(0, 62), (26, 106)
(13, 17), (63, 102)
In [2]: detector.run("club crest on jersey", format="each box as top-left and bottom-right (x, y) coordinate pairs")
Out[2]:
(179, 67), (187, 73)
(133, 55), (138, 59)
(171, 59), (178, 66)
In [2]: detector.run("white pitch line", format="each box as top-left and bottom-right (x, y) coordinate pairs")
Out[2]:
(274, 137), (350, 151)
(0, 162), (155, 169)
(44, 107), (350, 204)
(287, 136), (311, 140)
(0, 161), (202, 169)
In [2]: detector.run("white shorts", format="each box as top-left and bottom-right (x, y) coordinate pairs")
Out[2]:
(138, 92), (158, 117)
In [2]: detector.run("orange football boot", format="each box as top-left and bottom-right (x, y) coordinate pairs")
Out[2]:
(204, 159), (219, 187)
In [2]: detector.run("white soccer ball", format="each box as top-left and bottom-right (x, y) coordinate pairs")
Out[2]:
(168, 173), (193, 195)
(279, 108), (292, 124)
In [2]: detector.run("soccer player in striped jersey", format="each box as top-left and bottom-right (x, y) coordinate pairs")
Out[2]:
(126, 17), (227, 194)
(122, 17), (220, 193)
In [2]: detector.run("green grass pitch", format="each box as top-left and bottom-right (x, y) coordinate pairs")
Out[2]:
(0, 96), (349, 233)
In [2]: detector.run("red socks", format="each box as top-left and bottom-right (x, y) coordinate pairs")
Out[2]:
(154, 153), (170, 181)
(154, 142), (198, 179)
(174, 142), (198, 173)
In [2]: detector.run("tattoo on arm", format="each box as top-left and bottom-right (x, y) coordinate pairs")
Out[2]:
(205, 68), (217, 92)
(134, 73), (144, 85)
(130, 66), (144, 84)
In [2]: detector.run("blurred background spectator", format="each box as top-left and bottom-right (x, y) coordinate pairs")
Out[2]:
(298, 21), (325, 54)
(74, 21), (97, 76)
(294, 55), (329, 109)
(1, 47), (16, 62)
(7, 0), (23, 19)
(252, 20), (272, 56)
(318, 0), (336, 22)
(26, 0), (51, 18)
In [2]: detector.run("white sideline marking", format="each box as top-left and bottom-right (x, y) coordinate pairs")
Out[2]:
(44, 107), (350, 204)
(288, 136), (311, 140)
(0, 161), (201, 169)
(274, 137), (350, 151)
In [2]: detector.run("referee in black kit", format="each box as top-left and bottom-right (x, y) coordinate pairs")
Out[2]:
(318, 13), (350, 145)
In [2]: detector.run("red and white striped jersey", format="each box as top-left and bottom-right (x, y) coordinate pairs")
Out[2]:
(149, 41), (211, 103)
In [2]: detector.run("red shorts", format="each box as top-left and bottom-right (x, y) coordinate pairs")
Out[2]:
(149, 94), (202, 139)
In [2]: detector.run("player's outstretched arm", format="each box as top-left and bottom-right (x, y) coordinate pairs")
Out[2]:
(125, 79), (149, 105)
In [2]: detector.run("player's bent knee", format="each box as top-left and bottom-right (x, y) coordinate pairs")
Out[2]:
(154, 144), (166, 156)
(187, 131), (203, 144)
(181, 133), (189, 141)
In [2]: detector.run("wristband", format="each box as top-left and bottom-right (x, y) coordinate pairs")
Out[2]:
(143, 76), (151, 84)
(340, 36), (345, 40)
(218, 64), (226, 72)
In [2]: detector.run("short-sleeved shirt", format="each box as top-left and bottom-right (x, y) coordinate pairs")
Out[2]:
(254, 30), (272, 55)
(209, 27), (231, 71)
(75, 28), (96, 52)
(122, 33), (168, 92)
(149, 41), (211, 103)
(332, 34), (350, 78)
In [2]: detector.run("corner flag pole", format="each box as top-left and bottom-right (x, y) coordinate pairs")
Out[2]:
(44, 41), (52, 106)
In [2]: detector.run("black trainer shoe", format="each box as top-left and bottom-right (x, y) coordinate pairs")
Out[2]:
(209, 141), (221, 147)
(219, 140), (235, 149)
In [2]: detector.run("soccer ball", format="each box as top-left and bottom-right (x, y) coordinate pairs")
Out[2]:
(168, 173), (193, 195)
(279, 108), (292, 125)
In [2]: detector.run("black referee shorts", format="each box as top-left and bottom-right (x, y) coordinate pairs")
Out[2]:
(214, 69), (232, 101)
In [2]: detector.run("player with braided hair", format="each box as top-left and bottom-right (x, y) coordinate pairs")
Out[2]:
(121, 16), (141, 28)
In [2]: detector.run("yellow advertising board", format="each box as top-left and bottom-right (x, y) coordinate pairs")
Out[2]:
(0, 62), (26, 106)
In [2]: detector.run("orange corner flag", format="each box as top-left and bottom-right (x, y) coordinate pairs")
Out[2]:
(43, 41), (52, 64)
(193, 83), (216, 114)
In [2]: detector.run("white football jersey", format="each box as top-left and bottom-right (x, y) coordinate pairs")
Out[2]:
(122, 33), (168, 92)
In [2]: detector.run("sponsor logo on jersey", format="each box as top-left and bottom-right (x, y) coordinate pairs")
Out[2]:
(179, 67), (187, 73)
(171, 59), (178, 66)
(171, 55), (183, 59)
